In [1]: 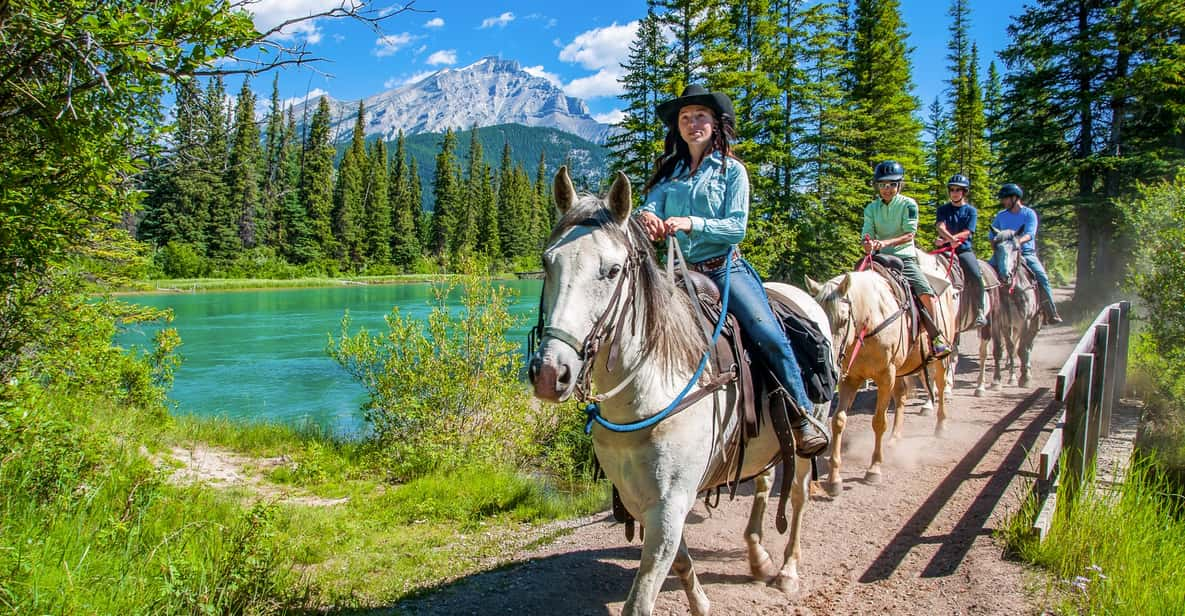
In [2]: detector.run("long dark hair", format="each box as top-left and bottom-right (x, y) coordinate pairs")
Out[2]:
(642, 111), (739, 195)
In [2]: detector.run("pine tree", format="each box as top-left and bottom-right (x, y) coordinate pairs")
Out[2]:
(655, 0), (713, 89)
(531, 152), (553, 249)
(476, 162), (500, 259)
(389, 130), (420, 268)
(202, 76), (239, 260)
(456, 127), (483, 255)
(259, 75), (286, 249)
(364, 139), (392, 264)
(226, 78), (262, 250)
(608, 8), (669, 189)
(280, 107), (318, 263)
(430, 129), (460, 256)
(983, 60), (1004, 179)
(496, 142), (527, 259)
(300, 96), (336, 261)
(408, 157), (428, 253)
(332, 100), (367, 267)
(848, 0), (924, 179)
(924, 96), (953, 208)
(944, 1), (990, 200)
(138, 79), (210, 249)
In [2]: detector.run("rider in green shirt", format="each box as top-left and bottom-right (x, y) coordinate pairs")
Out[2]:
(861, 161), (953, 358)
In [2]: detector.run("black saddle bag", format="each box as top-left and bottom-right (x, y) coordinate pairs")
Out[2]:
(773, 304), (837, 404)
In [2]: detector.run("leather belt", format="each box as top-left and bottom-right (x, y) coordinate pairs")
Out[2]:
(690, 249), (741, 273)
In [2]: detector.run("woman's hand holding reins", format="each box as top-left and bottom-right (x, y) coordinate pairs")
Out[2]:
(663, 217), (692, 235)
(637, 211), (666, 241)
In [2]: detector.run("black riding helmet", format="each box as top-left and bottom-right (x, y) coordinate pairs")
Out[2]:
(947, 174), (970, 189)
(874, 160), (905, 182)
(997, 183), (1023, 199)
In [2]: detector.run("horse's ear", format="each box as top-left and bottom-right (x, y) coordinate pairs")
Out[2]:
(554, 166), (576, 213)
(607, 171), (632, 223)
(837, 273), (852, 295)
(804, 276), (822, 296)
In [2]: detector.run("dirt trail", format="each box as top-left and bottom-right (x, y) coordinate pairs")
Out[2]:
(399, 296), (1084, 615)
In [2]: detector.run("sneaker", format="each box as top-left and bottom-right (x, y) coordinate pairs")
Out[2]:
(930, 336), (953, 359)
(1048, 312), (1064, 325)
(792, 416), (829, 458)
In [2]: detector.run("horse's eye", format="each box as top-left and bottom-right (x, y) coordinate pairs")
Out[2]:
(607, 264), (622, 279)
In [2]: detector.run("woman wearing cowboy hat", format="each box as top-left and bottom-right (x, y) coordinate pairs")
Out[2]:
(635, 85), (828, 458)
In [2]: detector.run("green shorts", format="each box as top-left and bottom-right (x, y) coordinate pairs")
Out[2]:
(899, 255), (935, 297)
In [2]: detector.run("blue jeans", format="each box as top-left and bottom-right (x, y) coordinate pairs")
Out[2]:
(705, 258), (813, 411)
(1022, 252), (1055, 306)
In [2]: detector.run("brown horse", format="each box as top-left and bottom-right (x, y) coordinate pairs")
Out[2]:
(807, 252), (957, 494)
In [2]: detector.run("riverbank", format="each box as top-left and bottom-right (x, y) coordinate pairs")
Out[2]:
(1, 384), (607, 613)
(114, 273), (519, 295)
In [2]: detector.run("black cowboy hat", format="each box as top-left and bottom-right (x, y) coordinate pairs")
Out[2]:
(656, 85), (735, 130)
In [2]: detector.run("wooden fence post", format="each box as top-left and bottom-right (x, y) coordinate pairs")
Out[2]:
(1063, 353), (1094, 501)
(1102, 307), (1120, 436)
(1088, 324), (1109, 466)
(1115, 301), (1132, 402)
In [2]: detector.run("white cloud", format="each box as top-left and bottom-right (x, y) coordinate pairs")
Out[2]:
(245, 0), (347, 43)
(558, 21), (638, 71)
(480, 12), (515, 29)
(424, 17), (445, 28)
(557, 21), (637, 100)
(523, 65), (562, 87)
(281, 88), (330, 109)
(425, 49), (457, 66)
(563, 68), (625, 99)
(593, 109), (626, 125)
(374, 32), (416, 57)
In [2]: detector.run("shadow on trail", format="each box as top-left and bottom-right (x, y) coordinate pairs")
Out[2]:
(858, 386), (1059, 583)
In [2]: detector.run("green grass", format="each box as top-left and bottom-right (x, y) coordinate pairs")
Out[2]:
(1, 389), (608, 614)
(1001, 461), (1185, 614)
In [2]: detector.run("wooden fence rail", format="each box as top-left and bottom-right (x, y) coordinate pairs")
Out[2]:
(1032, 301), (1131, 540)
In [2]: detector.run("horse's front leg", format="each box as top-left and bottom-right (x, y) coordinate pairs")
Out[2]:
(826, 379), (857, 496)
(975, 331), (990, 397)
(934, 358), (950, 436)
(991, 326), (1005, 390)
(1018, 323), (1038, 387)
(623, 498), (698, 616)
(889, 378), (908, 445)
(745, 467), (777, 580)
(866, 367), (896, 482)
(773, 454), (812, 594)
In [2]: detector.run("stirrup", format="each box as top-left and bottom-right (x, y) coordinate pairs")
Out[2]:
(930, 337), (953, 360)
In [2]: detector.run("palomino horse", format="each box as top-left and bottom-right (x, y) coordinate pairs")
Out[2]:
(987, 228), (1043, 388)
(529, 168), (835, 615)
(806, 252), (957, 494)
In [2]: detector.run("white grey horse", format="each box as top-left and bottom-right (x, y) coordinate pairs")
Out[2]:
(528, 168), (834, 616)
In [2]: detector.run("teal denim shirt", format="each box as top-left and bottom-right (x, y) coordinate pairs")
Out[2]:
(636, 151), (750, 264)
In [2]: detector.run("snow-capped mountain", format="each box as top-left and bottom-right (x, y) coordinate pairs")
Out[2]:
(294, 57), (613, 144)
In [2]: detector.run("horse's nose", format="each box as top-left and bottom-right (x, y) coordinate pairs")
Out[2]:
(528, 355), (542, 384)
(531, 358), (573, 402)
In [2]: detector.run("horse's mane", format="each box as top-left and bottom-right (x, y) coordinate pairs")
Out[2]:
(548, 196), (705, 374)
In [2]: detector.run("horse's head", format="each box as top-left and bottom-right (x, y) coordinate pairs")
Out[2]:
(806, 273), (855, 345)
(991, 227), (1020, 284)
(527, 168), (640, 402)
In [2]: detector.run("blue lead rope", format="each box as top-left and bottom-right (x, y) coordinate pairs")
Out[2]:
(582, 245), (734, 434)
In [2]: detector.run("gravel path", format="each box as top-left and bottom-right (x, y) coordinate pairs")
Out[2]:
(398, 297), (1087, 615)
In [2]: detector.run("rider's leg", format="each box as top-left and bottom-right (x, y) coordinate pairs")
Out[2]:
(958, 249), (987, 325)
(901, 257), (952, 356)
(1022, 252), (1062, 323)
(706, 258), (828, 457)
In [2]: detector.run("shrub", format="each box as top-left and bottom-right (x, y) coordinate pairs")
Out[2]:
(157, 242), (208, 279)
(327, 275), (546, 480)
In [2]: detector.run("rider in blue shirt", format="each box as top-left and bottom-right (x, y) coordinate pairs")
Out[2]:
(989, 183), (1063, 324)
(636, 85), (828, 458)
(935, 174), (987, 327)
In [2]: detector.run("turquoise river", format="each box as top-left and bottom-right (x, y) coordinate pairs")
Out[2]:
(116, 280), (543, 436)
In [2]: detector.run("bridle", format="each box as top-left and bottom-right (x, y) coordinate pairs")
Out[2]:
(528, 228), (642, 405)
(528, 219), (735, 433)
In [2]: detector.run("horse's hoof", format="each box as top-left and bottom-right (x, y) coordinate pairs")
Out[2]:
(919, 405), (932, 417)
(974, 387), (985, 398)
(864, 470), (882, 484)
(935, 423), (947, 438)
(772, 573), (801, 594)
(824, 480), (843, 497)
(1019, 378), (1030, 388)
(749, 551), (777, 580)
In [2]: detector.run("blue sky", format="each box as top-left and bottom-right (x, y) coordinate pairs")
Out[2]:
(243, 1), (1031, 124)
